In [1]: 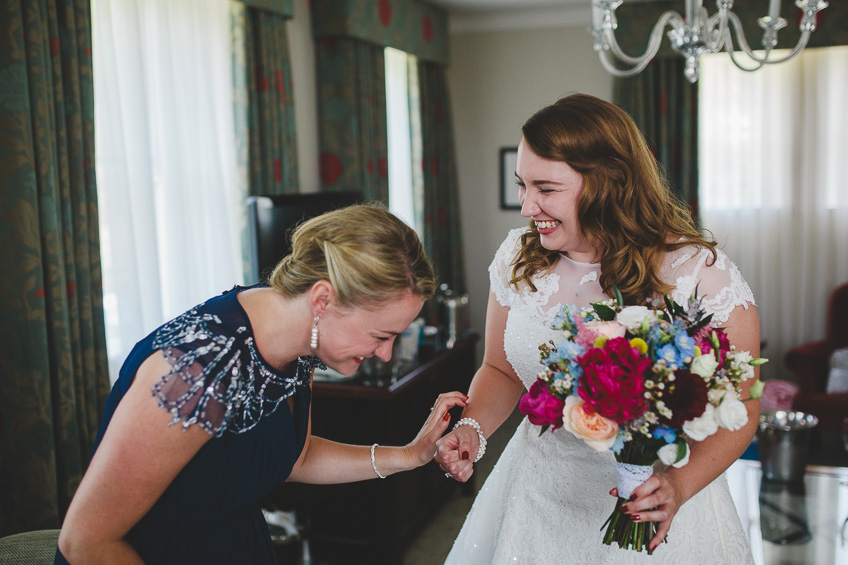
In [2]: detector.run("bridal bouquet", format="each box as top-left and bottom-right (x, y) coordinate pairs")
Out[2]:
(518, 289), (766, 553)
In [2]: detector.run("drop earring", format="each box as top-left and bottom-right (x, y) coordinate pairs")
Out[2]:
(310, 316), (320, 348)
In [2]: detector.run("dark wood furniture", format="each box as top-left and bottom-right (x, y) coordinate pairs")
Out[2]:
(263, 334), (479, 565)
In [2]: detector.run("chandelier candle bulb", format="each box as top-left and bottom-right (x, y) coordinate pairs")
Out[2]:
(769, 0), (781, 21)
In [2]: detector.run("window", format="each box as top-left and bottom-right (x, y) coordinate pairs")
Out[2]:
(698, 46), (848, 383)
(385, 46), (423, 237)
(93, 0), (244, 381)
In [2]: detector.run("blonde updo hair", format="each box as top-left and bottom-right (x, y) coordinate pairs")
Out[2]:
(268, 203), (436, 309)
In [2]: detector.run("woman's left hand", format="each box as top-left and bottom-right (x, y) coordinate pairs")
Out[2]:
(406, 391), (469, 467)
(614, 472), (683, 553)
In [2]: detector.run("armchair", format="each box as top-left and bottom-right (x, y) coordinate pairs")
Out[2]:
(786, 282), (848, 432)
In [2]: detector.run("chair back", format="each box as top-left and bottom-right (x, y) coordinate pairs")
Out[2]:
(0, 530), (60, 565)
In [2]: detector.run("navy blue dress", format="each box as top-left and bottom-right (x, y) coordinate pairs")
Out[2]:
(55, 286), (317, 564)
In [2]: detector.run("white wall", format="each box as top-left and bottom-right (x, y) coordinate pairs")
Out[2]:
(284, 5), (613, 362)
(446, 26), (612, 363)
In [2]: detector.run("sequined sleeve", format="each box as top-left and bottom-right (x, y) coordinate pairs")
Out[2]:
(149, 308), (319, 437)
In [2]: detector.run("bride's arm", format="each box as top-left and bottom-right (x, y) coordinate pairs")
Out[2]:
(623, 303), (762, 552)
(435, 290), (526, 482)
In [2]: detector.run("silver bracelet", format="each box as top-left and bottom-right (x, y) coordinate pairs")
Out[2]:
(453, 417), (487, 463)
(370, 443), (387, 479)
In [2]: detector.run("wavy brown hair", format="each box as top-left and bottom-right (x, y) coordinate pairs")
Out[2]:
(510, 93), (716, 305)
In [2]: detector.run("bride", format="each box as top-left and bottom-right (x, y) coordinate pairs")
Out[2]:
(435, 93), (760, 564)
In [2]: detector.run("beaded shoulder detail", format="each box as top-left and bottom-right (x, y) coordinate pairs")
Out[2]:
(150, 304), (323, 437)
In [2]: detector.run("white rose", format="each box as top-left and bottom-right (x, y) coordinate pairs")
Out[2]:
(690, 353), (719, 379)
(714, 396), (748, 431)
(729, 351), (756, 381)
(658, 442), (690, 468)
(682, 404), (719, 441)
(616, 306), (656, 331)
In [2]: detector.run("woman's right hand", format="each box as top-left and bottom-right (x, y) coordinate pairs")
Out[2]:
(405, 391), (469, 468)
(435, 424), (479, 482)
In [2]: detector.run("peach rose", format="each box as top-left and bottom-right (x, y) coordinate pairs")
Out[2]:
(561, 396), (618, 452)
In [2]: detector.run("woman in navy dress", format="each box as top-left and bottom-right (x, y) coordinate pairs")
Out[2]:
(55, 204), (466, 564)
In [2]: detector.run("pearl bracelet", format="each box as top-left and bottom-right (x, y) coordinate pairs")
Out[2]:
(453, 417), (487, 463)
(370, 443), (387, 479)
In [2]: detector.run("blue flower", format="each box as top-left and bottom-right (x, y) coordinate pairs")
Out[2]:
(611, 431), (627, 454)
(652, 426), (677, 444)
(657, 343), (682, 366)
(672, 325), (696, 358)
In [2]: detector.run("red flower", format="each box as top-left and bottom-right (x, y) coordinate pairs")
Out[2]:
(695, 327), (730, 366)
(659, 369), (708, 427)
(519, 380), (565, 430)
(577, 337), (649, 424)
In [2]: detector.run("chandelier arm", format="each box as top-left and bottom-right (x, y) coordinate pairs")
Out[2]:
(598, 48), (655, 77)
(704, 10), (730, 53)
(602, 11), (682, 66)
(725, 12), (812, 66)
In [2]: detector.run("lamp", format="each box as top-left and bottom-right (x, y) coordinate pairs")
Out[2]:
(591, 0), (829, 83)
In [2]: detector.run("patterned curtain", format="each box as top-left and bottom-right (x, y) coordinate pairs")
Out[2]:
(418, 61), (465, 293)
(613, 59), (700, 218)
(0, 0), (110, 537)
(243, 6), (299, 195)
(315, 37), (388, 202)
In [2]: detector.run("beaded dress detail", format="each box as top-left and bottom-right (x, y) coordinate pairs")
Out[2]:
(445, 228), (756, 565)
(151, 304), (322, 436)
(54, 286), (315, 565)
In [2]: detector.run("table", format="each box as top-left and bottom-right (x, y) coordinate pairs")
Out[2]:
(726, 459), (848, 565)
(262, 334), (479, 565)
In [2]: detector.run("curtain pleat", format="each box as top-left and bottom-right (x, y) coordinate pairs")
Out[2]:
(613, 59), (700, 218)
(0, 0), (110, 536)
(417, 61), (465, 293)
(245, 7), (299, 195)
(316, 37), (388, 202)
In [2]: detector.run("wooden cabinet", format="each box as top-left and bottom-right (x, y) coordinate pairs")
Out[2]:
(263, 335), (479, 565)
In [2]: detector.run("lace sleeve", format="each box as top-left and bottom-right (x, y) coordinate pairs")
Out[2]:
(149, 307), (317, 437)
(666, 247), (756, 326)
(488, 228), (527, 308)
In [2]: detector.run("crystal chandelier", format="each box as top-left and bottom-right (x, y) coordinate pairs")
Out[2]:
(591, 0), (829, 83)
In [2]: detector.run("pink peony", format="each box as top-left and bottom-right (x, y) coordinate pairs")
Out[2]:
(577, 337), (650, 424)
(585, 320), (627, 340)
(695, 327), (731, 366)
(519, 380), (566, 430)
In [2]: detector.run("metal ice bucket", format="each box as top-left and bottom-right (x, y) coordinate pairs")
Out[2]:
(756, 410), (819, 483)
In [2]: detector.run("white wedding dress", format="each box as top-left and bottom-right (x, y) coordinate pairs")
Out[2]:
(444, 228), (757, 565)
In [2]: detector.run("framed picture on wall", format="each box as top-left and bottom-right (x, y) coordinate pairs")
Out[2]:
(500, 147), (520, 210)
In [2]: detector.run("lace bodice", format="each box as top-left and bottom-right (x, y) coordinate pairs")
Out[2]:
(489, 227), (756, 390)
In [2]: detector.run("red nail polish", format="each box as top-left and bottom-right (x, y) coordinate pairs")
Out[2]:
(630, 514), (640, 522)
(443, 413), (450, 421)
(461, 451), (469, 460)
(629, 494), (637, 501)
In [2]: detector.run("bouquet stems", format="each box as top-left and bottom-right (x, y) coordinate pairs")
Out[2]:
(601, 496), (657, 553)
